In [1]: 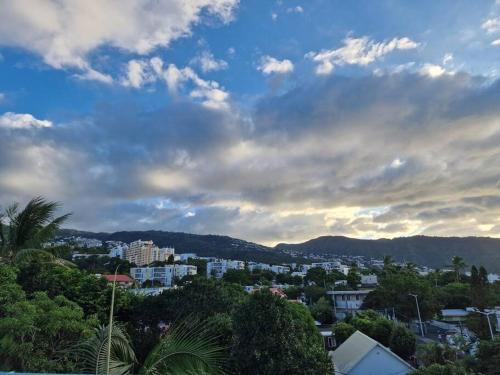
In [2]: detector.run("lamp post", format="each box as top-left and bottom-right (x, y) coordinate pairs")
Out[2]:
(474, 309), (495, 340)
(409, 293), (424, 337)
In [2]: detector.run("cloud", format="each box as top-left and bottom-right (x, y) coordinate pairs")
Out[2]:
(0, 0), (239, 80)
(306, 36), (419, 75)
(492, 39), (500, 46)
(0, 112), (52, 129)
(442, 53), (453, 65)
(257, 56), (294, 75)
(121, 59), (155, 88)
(287, 6), (303, 13)
(418, 63), (446, 78)
(482, 17), (500, 33)
(191, 50), (228, 72)
(0, 93), (5, 102)
(2, 72), (500, 244)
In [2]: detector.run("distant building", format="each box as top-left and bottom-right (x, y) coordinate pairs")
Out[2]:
(130, 264), (197, 287)
(311, 261), (341, 273)
(207, 259), (245, 278)
(125, 240), (170, 266)
(175, 253), (197, 262)
(247, 262), (290, 274)
(108, 244), (128, 259)
(102, 274), (134, 288)
(74, 237), (103, 248)
(327, 290), (373, 314)
(331, 331), (413, 375)
(360, 274), (378, 287)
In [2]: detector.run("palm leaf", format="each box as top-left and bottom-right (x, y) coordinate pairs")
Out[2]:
(14, 248), (75, 268)
(141, 319), (227, 375)
(75, 324), (137, 375)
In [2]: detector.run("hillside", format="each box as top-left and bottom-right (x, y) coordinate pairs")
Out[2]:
(58, 229), (296, 264)
(275, 235), (500, 272)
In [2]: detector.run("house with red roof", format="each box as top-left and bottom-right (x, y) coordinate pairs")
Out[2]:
(103, 274), (134, 288)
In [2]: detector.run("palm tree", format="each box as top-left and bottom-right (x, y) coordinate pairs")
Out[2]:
(451, 256), (466, 282)
(76, 268), (227, 375)
(0, 196), (71, 264)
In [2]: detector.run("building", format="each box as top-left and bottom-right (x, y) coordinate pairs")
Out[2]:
(207, 259), (245, 278)
(247, 262), (290, 274)
(102, 274), (134, 288)
(176, 253), (197, 262)
(311, 261), (341, 273)
(108, 244), (128, 259)
(327, 290), (373, 313)
(331, 331), (413, 375)
(125, 240), (169, 266)
(360, 274), (378, 287)
(130, 264), (197, 287)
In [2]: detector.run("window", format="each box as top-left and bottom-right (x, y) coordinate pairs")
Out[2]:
(327, 337), (334, 347)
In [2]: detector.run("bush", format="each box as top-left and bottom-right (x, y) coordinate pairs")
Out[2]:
(390, 325), (416, 360)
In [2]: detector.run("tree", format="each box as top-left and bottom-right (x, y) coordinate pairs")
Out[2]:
(305, 267), (327, 286)
(370, 318), (394, 347)
(77, 320), (226, 375)
(0, 197), (71, 263)
(346, 267), (361, 290)
(232, 289), (332, 375)
(451, 256), (466, 283)
(332, 322), (356, 345)
(474, 337), (500, 375)
(389, 325), (416, 360)
(411, 363), (472, 375)
(0, 291), (96, 372)
(310, 297), (333, 324)
(383, 255), (395, 268)
(223, 268), (251, 285)
(415, 342), (457, 367)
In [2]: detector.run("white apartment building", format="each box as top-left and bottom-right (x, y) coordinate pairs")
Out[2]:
(130, 264), (197, 287)
(207, 259), (245, 278)
(327, 290), (374, 312)
(125, 240), (171, 266)
(311, 261), (342, 273)
(247, 262), (290, 274)
(361, 274), (378, 286)
(108, 244), (128, 259)
(175, 253), (197, 262)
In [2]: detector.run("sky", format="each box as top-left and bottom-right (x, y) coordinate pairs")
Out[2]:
(1, 0), (500, 246)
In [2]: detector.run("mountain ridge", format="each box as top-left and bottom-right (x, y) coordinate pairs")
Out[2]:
(59, 229), (500, 272)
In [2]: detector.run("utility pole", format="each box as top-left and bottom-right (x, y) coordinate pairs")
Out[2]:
(409, 293), (424, 337)
(475, 309), (495, 340)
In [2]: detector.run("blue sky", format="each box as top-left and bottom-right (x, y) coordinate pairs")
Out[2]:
(1, 0), (500, 245)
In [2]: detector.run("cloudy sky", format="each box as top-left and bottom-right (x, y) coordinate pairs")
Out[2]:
(1, 0), (500, 245)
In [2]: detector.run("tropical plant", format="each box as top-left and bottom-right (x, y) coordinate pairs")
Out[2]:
(0, 197), (71, 264)
(451, 256), (467, 283)
(77, 268), (227, 375)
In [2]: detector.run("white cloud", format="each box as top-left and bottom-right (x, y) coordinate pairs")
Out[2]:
(419, 63), (447, 78)
(287, 6), (303, 13)
(442, 53), (453, 65)
(0, 112), (52, 129)
(191, 50), (228, 72)
(271, 12), (278, 21)
(0, 0), (239, 81)
(121, 59), (157, 88)
(257, 56), (294, 75)
(492, 39), (500, 46)
(482, 17), (500, 33)
(75, 67), (113, 84)
(306, 36), (419, 75)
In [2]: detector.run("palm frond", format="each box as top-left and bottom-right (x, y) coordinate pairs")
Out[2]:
(14, 248), (75, 268)
(141, 319), (227, 375)
(75, 324), (137, 375)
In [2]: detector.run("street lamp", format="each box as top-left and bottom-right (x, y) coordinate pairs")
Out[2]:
(473, 309), (495, 340)
(409, 293), (425, 337)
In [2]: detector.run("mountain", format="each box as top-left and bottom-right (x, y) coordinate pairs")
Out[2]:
(275, 235), (500, 272)
(58, 229), (295, 264)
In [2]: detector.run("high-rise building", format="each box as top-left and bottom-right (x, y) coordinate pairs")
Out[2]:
(125, 240), (169, 266)
(130, 264), (197, 287)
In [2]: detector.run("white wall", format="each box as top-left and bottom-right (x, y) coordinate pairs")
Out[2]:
(348, 347), (412, 375)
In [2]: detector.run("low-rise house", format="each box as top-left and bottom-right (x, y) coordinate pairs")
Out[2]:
(331, 331), (413, 375)
(440, 309), (470, 322)
(103, 274), (134, 288)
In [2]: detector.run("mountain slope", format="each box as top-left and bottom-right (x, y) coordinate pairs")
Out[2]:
(58, 229), (294, 264)
(275, 235), (500, 272)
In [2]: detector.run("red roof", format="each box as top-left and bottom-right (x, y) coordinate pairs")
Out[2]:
(103, 274), (133, 283)
(269, 288), (287, 298)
